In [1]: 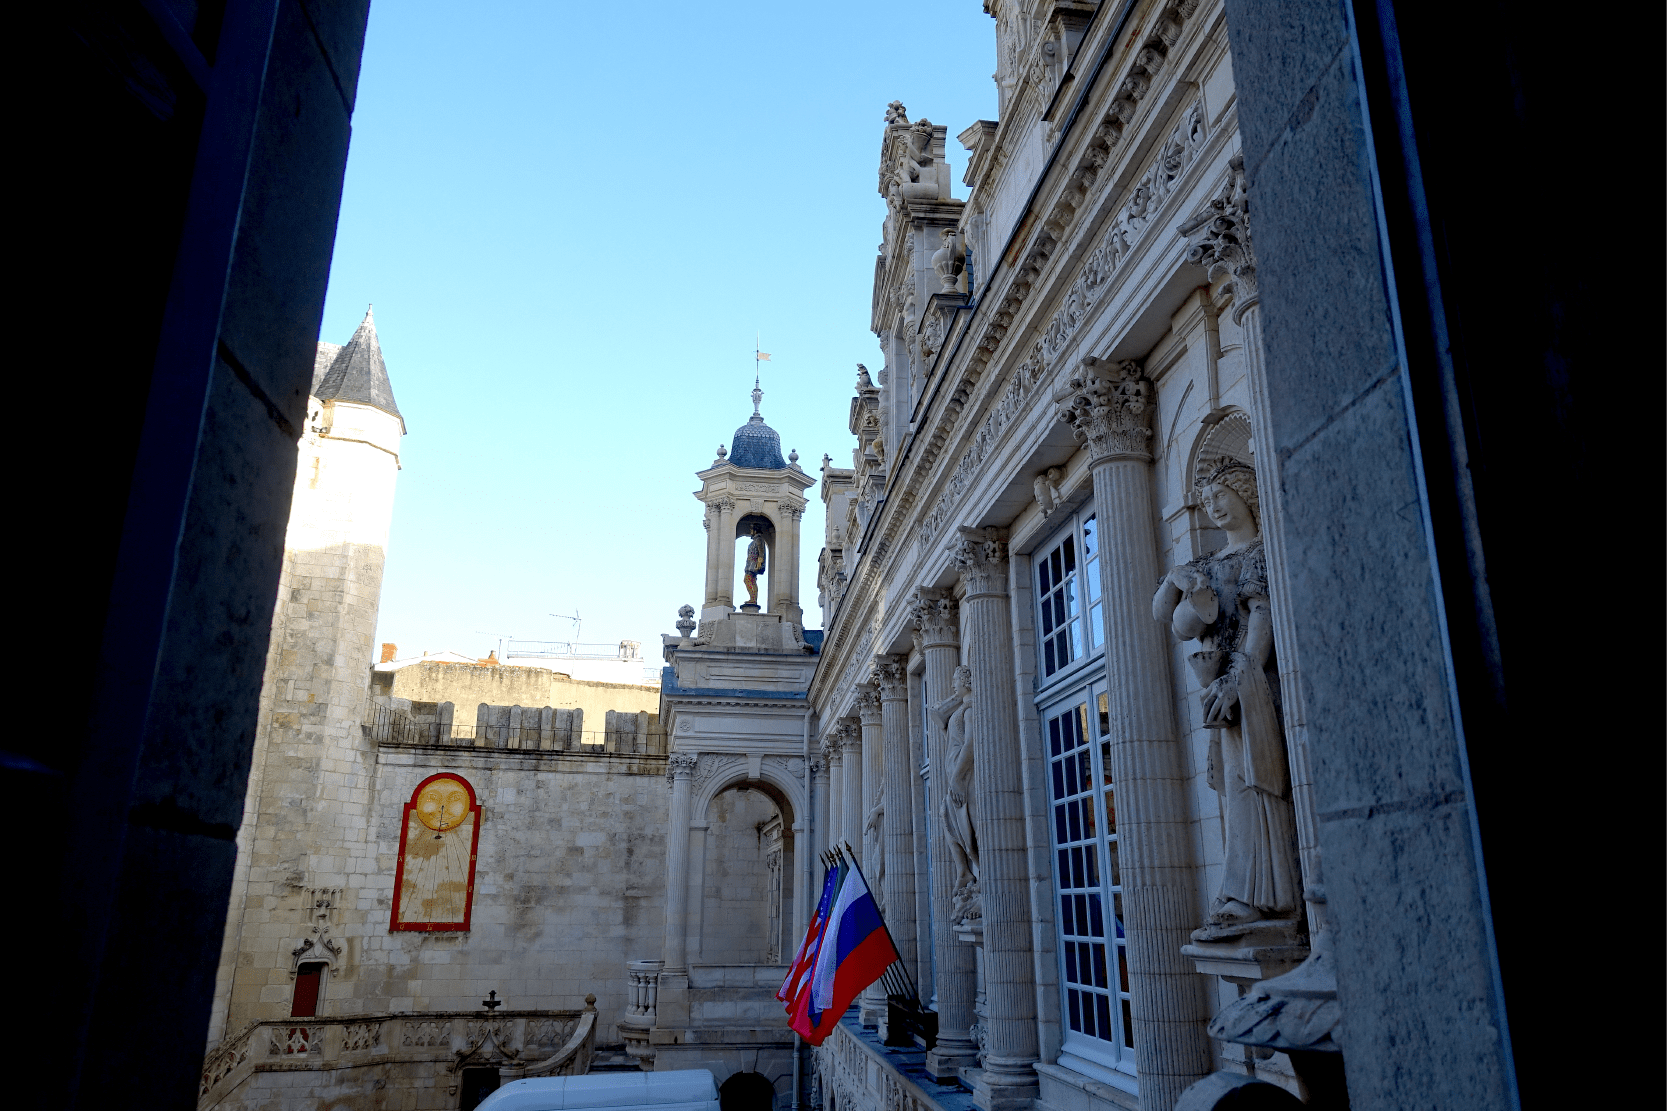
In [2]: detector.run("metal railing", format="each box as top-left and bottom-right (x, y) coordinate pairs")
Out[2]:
(506, 639), (643, 660)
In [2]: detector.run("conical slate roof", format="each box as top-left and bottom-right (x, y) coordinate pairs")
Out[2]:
(729, 383), (785, 469)
(314, 307), (400, 419)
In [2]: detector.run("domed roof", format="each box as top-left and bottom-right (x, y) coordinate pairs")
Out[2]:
(728, 385), (786, 470)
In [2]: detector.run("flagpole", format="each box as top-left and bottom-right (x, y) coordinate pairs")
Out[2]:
(833, 841), (920, 1005)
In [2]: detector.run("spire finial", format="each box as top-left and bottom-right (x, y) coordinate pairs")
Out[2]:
(752, 333), (770, 420)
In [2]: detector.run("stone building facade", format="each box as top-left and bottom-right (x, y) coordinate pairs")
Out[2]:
(203, 316), (672, 1111)
(795, 2), (1485, 1110)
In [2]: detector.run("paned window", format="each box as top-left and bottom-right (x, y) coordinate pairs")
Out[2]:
(1044, 688), (1132, 1069)
(1037, 513), (1103, 681)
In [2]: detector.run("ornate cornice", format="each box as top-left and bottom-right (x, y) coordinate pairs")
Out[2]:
(1180, 153), (1257, 322)
(950, 526), (1009, 599)
(908, 588), (959, 651)
(1052, 356), (1154, 465)
(869, 655), (908, 702)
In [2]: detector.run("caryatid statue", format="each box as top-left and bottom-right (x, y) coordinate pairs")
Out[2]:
(930, 664), (980, 922)
(1153, 459), (1301, 941)
(742, 524), (766, 606)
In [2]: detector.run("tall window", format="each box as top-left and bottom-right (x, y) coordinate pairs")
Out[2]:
(1033, 511), (1130, 1081)
(1043, 688), (1132, 1072)
(1037, 512), (1103, 682)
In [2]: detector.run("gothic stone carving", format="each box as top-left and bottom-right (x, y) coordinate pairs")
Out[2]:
(1052, 357), (1155, 464)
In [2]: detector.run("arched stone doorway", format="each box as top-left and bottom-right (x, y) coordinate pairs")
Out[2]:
(693, 783), (795, 964)
(719, 1070), (778, 1111)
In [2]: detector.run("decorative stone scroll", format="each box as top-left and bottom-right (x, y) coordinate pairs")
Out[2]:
(1052, 357), (1155, 464)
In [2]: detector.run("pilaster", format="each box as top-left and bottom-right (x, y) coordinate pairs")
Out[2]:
(1055, 359), (1213, 1107)
(950, 528), (1039, 1109)
(658, 752), (699, 1026)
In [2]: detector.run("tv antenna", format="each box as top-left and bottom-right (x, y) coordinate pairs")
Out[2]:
(550, 610), (581, 645)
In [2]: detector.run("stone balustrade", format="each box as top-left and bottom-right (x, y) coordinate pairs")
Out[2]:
(619, 959), (664, 1061)
(199, 1002), (596, 1110)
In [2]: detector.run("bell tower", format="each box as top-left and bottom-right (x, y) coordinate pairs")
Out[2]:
(694, 380), (816, 637)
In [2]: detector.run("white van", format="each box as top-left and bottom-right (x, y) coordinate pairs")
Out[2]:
(474, 1069), (721, 1111)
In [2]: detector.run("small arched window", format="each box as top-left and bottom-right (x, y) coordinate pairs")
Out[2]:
(291, 961), (326, 1018)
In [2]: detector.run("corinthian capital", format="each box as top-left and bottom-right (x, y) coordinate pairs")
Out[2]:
(1052, 356), (1155, 464)
(950, 526), (1009, 598)
(869, 655), (908, 701)
(1179, 153), (1257, 319)
(854, 686), (884, 726)
(666, 752), (699, 784)
(908, 588), (959, 651)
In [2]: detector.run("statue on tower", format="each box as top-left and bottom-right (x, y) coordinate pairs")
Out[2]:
(742, 524), (767, 608)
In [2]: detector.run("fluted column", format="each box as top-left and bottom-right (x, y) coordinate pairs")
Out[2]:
(823, 731), (845, 850)
(840, 719), (862, 854)
(906, 666), (934, 1008)
(715, 497), (737, 608)
(1055, 358), (1212, 1106)
(812, 753), (831, 865)
(873, 655), (917, 992)
(951, 528), (1039, 1108)
(662, 753), (698, 972)
(912, 589), (979, 1079)
(855, 686), (887, 1024)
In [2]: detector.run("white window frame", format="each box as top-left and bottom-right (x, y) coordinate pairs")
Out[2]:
(1034, 509), (1104, 692)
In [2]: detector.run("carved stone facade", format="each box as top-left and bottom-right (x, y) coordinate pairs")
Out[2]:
(806, 4), (1340, 1110)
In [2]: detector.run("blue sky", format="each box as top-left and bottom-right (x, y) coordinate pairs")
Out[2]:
(321, 1), (998, 661)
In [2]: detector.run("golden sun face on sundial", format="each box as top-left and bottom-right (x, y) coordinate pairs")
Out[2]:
(415, 777), (471, 832)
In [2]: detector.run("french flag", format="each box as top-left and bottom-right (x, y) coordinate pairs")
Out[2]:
(779, 862), (842, 1007)
(788, 859), (899, 1045)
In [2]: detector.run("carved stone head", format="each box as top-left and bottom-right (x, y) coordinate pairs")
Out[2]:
(952, 664), (973, 697)
(1197, 460), (1260, 533)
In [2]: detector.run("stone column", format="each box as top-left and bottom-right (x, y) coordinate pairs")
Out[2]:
(854, 686), (887, 1024)
(657, 752), (699, 1027)
(873, 655), (917, 992)
(950, 529), (1038, 1109)
(702, 504), (720, 606)
(774, 503), (803, 621)
(715, 497), (737, 608)
(906, 666), (934, 1008)
(1054, 359), (1213, 1107)
(822, 731), (845, 850)
(911, 589), (979, 1079)
(840, 720), (863, 855)
(812, 753), (831, 866)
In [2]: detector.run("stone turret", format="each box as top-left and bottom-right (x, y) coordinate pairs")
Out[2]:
(207, 306), (405, 1045)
